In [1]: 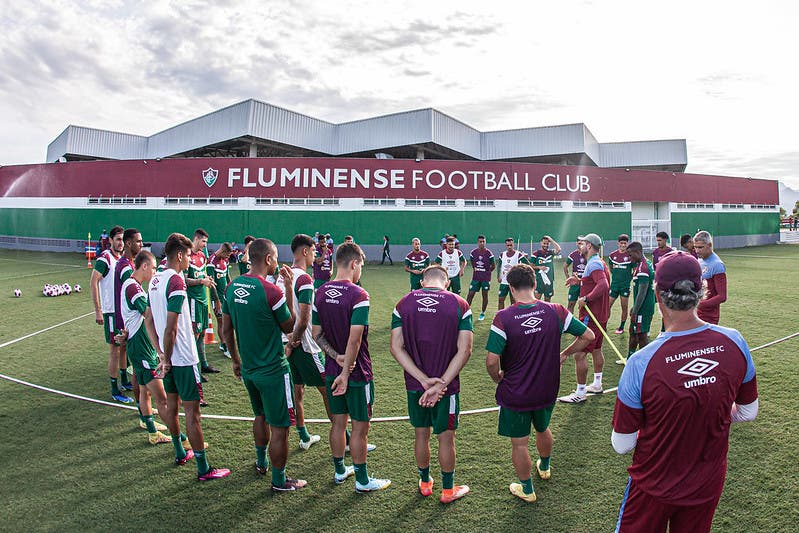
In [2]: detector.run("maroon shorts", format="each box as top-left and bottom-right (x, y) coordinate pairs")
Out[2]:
(616, 477), (720, 533)
(585, 320), (606, 351)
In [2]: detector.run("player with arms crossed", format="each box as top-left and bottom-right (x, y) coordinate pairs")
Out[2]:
(563, 239), (587, 314)
(608, 234), (633, 334)
(497, 238), (528, 310)
(404, 237), (430, 291)
(312, 243), (390, 493)
(436, 236), (466, 294)
(694, 231), (727, 325)
(560, 233), (610, 402)
(466, 235), (495, 320)
(222, 238), (309, 491)
(90, 225), (133, 403)
(612, 252), (757, 532)
(652, 231), (673, 271)
(626, 242), (655, 358)
(390, 265), (474, 503)
(530, 235), (560, 302)
(150, 233), (230, 480)
(486, 264), (593, 502)
(116, 250), (174, 446)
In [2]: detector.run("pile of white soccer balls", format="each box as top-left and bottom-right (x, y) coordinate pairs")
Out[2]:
(41, 283), (82, 297)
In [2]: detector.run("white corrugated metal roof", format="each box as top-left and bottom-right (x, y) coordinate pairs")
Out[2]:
(46, 99), (687, 169)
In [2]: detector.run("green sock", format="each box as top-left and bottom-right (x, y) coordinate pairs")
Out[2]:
(271, 466), (286, 487)
(196, 337), (208, 367)
(619, 321), (626, 330)
(442, 471), (454, 490)
(297, 426), (311, 442)
(220, 343), (227, 351)
(345, 429), (351, 445)
(354, 462), (369, 484)
(332, 456), (346, 475)
(195, 449), (210, 475)
(110, 377), (120, 396)
(539, 456), (551, 471)
(119, 369), (130, 385)
(521, 477), (534, 495)
(418, 466), (431, 483)
(144, 415), (157, 433)
(255, 445), (268, 469)
(136, 402), (143, 418)
(180, 432), (187, 442)
(172, 434), (187, 459)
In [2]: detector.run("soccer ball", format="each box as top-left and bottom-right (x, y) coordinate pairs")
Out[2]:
(64, 284), (72, 295)
(74, 284), (82, 293)
(13, 288), (21, 297)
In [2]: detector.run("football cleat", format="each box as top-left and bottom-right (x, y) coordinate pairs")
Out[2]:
(255, 462), (268, 475)
(139, 419), (168, 432)
(614, 327), (624, 334)
(197, 467), (231, 481)
(119, 382), (134, 391)
(345, 443), (377, 453)
(272, 477), (308, 492)
(175, 449), (195, 466)
(440, 484), (469, 504)
(536, 459), (551, 480)
(201, 365), (221, 374)
(334, 465), (355, 485)
(112, 393), (135, 404)
(509, 483), (536, 502)
(355, 476), (391, 493)
(299, 434), (321, 450)
(148, 431), (171, 445)
(585, 383), (603, 394)
(419, 478), (434, 497)
(478, 313), (485, 321)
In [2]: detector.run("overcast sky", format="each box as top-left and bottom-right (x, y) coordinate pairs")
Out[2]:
(2, 0), (798, 191)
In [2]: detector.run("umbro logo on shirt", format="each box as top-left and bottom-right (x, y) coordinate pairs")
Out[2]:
(233, 287), (250, 304)
(520, 316), (543, 330)
(325, 288), (342, 299)
(416, 296), (439, 313)
(678, 358), (719, 389)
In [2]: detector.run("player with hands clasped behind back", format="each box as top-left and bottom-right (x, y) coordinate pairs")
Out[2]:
(390, 265), (474, 503)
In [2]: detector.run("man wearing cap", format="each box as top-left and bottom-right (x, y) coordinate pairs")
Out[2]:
(612, 251), (758, 532)
(560, 233), (610, 403)
(693, 231), (727, 325)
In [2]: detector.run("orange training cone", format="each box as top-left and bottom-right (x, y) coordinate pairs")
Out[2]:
(204, 325), (216, 345)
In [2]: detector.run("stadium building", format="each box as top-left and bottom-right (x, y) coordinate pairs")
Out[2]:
(0, 99), (779, 257)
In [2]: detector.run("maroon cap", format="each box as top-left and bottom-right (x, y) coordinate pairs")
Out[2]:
(655, 251), (702, 291)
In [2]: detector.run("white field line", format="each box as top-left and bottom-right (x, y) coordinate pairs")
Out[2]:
(0, 267), (82, 282)
(0, 312), (793, 423)
(0, 257), (85, 268)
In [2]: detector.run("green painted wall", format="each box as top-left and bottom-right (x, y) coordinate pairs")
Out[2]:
(671, 212), (778, 238)
(1, 207), (634, 245)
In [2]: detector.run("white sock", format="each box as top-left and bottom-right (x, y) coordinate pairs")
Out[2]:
(576, 384), (587, 396)
(593, 373), (603, 387)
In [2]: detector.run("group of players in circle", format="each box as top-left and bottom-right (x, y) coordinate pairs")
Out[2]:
(89, 225), (757, 531)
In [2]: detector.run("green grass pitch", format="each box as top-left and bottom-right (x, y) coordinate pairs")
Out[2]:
(0, 246), (797, 531)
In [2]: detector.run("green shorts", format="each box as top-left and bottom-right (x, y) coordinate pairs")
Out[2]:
(410, 274), (423, 291)
(448, 276), (462, 294)
(469, 280), (490, 293)
(243, 371), (296, 427)
(568, 284), (581, 302)
(314, 278), (329, 289)
(289, 348), (326, 387)
(189, 299), (209, 333)
(498, 283), (510, 298)
(326, 376), (374, 422)
(163, 365), (202, 402)
(129, 351), (159, 387)
(609, 285), (630, 298)
(631, 312), (654, 334)
(103, 313), (119, 345)
(407, 391), (459, 434)
(498, 403), (555, 438)
(535, 277), (554, 297)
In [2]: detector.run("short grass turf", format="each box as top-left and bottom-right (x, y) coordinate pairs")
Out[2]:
(0, 246), (797, 532)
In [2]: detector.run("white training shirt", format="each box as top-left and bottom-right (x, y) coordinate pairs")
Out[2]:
(148, 268), (199, 367)
(437, 249), (464, 278)
(96, 249), (119, 313)
(499, 250), (525, 284)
